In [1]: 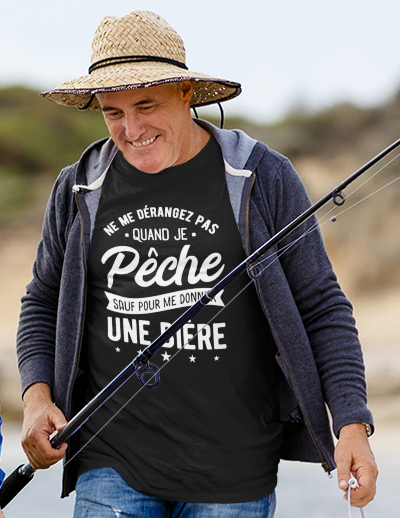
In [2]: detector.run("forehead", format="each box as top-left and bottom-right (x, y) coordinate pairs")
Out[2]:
(96, 84), (177, 109)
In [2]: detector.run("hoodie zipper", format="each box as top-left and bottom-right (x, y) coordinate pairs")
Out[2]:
(244, 174), (331, 475)
(62, 190), (89, 496)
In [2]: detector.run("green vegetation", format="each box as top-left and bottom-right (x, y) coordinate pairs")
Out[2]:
(0, 86), (107, 174)
(0, 86), (107, 223)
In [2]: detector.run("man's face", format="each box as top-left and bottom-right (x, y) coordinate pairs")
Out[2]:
(97, 82), (194, 174)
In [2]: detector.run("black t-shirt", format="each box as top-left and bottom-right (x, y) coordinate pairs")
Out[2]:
(79, 136), (283, 503)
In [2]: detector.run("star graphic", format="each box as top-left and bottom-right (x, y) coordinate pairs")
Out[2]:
(189, 355), (196, 362)
(137, 349), (143, 355)
(214, 356), (219, 361)
(161, 351), (171, 362)
(116, 347), (121, 353)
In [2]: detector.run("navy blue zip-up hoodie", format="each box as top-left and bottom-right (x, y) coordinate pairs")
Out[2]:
(17, 121), (373, 497)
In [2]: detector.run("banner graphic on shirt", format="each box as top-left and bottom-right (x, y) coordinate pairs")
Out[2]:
(105, 288), (225, 315)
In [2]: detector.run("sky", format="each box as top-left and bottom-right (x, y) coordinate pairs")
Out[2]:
(1, 0), (400, 123)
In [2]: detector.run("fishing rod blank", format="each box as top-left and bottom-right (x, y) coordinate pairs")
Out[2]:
(2, 135), (400, 509)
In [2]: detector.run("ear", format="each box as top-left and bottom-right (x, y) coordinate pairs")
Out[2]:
(181, 80), (194, 105)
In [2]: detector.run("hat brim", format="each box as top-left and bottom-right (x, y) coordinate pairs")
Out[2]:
(40, 61), (241, 110)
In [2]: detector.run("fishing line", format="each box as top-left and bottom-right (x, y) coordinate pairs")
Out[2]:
(295, 169), (400, 250)
(8, 237), (316, 516)
(287, 149), (400, 240)
(60, 157), (400, 470)
(241, 148), (400, 278)
(1, 261), (268, 515)
(313, 149), (400, 228)
(66, 195), (339, 461)
(8, 148), (400, 515)
(341, 150), (400, 198)
(325, 174), (400, 222)
(252, 150), (400, 275)
(60, 148), (400, 472)
(6, 465), (63, 517)
(61, 268), (264, 471)
(348, 475), (366, 518)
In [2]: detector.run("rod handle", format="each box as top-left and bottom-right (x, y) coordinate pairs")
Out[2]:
(0, 464), (35, 509)
(49, 430), (63, 449)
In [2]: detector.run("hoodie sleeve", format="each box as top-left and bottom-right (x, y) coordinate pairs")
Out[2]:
(265, 156), (373, 436)
(16, 166), (77, 398)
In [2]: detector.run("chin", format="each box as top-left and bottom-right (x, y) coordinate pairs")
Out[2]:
(134, 160), (165, 174)
(122, 151), (164, 174)
(141, 167), (164, 174)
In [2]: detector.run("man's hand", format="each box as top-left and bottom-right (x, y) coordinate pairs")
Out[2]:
(334, 423), (378, 508)
(21, 383), (68, 470)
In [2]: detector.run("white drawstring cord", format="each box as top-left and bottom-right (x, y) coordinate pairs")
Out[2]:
(348, 475), (366, 518)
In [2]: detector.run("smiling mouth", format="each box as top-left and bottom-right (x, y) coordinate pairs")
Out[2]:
(130, 136), (158, 148)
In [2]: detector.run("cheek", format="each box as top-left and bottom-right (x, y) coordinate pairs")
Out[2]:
(163, 122), (178, 143)
(105, 120), (124, 140)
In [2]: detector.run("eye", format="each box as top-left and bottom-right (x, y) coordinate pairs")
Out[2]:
(105, 110), (122, 120)
(139, 103), (156, 113)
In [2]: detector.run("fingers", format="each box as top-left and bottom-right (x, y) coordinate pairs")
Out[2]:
(336, 450), (352, 492)
(337, 467), (378, 508)
(335, 423), (378, 508)
(341, 474), (377, 508)
(22, 421), (68, 470)
(23, 412), (68, 468)
(345, 463), (378, 508)
(21, 385), (68, 470)
(22, 437), (68, 470)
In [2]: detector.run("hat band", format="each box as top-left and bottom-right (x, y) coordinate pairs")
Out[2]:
(89, 55), (189, 74)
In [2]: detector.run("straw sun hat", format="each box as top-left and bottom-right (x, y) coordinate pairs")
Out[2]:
(41, 10), (242, 111)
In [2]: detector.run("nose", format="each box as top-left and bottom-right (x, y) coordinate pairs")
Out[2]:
(123, 113), (147, 141)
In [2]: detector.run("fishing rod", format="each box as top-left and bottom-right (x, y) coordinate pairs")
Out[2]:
(2, 135), (400, 509)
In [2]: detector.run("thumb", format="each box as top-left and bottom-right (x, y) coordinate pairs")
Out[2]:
(57, 442), (68, 455)
(335, 446), (352, 491)
(338, 476), (349, 491)
(47, 406), (68, 444)
(48, 404), (68, 428)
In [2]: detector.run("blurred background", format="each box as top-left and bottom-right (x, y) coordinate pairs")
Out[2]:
(1, 0), (400, 516)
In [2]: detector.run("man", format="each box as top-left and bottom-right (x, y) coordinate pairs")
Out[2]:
(17, 10), (377, 518)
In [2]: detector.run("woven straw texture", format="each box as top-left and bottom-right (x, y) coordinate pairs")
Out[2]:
(41, 10), (241, 109)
